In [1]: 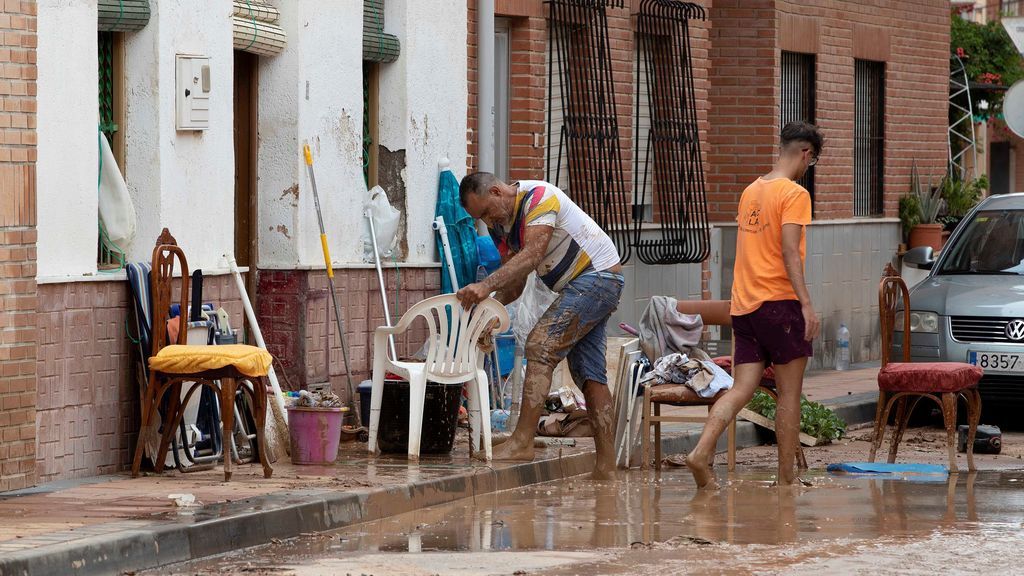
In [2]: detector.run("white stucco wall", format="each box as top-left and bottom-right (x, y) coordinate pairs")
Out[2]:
(259, 0), (468, 269)
(258, 0), (366, 268)
(125, 0), (236, 269)
(37, 0), (468, 277)
(36, 0), (99, 278)
(379, 0), (468, 265)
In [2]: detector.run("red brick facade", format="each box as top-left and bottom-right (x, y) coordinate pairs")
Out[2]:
(257, 268), (440, 397)
(0, 0), (37, 492)
(468, 0), (949, 222)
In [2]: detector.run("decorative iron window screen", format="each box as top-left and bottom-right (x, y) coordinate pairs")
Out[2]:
(780, 51), (816, 202)
(99, 32), (118, 146)
(546, 0), (632, 264)
(854, 59), (885, 217)
(631, 0), (710, 265)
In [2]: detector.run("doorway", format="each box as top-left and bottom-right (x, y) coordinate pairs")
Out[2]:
(991, 141), (1011, 195)
(495, 19), (510, 182)
(234, 50), (259, 298)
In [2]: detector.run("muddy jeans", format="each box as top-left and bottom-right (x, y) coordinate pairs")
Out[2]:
(525, 271), (625, 386)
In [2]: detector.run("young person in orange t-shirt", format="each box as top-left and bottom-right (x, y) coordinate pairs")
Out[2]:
(686, 122), (823, 490)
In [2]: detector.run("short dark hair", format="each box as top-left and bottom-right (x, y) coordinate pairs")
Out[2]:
(459, 171), (499, 205)
(780, 121), (823, 156)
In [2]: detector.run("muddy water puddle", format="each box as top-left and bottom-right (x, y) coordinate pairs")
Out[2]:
(165, 468), (1024, 575)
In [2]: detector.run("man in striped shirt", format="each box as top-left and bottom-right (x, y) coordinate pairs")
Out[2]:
(458, 172), (625, 479)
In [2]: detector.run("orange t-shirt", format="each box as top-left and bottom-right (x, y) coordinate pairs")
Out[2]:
(730, 177), (812, 316)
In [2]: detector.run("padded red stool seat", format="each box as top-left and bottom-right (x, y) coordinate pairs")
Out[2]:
(878, 362), (982, 394)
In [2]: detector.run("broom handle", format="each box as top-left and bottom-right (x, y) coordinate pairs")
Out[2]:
(226, 254), (288, 424)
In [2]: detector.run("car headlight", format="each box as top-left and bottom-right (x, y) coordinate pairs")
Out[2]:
(895, 311), (939, 334)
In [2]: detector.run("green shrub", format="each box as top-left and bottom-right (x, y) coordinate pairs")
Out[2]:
(747, 390), (847, 442)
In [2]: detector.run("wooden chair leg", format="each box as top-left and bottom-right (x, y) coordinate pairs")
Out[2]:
(796, 445), (808, 471)
(941, 392), (959, 474)
(131, 379), (158, 478)
(221, 378), (237, 481)
(252, 378), (273, 478)
(887, 397), (910, 464)
(641, 390), (652, 471)
(154, 382), (183, 473)
(868, 390), (888, 463)
(965, 389), (981, 473)
(654, 402), (663, 471)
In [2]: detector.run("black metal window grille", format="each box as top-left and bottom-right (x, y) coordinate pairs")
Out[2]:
(630, 0), (709, 265)
(780, 51), (815, 202)
(854, 59), (884, 217)
(546, 0), (632, 263)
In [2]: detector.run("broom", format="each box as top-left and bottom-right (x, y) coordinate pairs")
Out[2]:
(226, 254), (290, 458)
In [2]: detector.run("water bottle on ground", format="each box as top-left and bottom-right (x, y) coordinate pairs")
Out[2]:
(835, 324), (851, 371)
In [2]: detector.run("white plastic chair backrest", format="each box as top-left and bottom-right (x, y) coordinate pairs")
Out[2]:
(397, 294), (510, 379)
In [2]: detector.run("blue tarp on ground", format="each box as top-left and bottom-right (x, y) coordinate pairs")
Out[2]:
(827, 462), (949, 482)
(435, 169), (479, 294)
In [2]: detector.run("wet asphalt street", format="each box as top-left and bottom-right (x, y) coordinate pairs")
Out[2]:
(156, 465), (1024, 576)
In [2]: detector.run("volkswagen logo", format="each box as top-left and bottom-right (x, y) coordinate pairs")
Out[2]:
(1007, 319), (1024, 342)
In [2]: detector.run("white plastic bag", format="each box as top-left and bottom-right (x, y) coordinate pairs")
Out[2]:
(509, 273), (558, 349)
(363, 185), (400, 261)
(98, 132), (137, 247)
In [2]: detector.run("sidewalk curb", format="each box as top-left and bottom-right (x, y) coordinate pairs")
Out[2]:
(0, 395), (878, 576)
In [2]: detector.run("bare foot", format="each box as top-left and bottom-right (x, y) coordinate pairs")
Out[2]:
(685, 452), (720, 490)
(591, 460), (617, 481)
(475, 436), (535, 462)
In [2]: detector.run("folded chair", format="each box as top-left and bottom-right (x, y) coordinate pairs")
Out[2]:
(641, 299), (807, 471)
(367, 294), (509, 461)
(130, 229), (274, 481)
(870, 275), (982, 472)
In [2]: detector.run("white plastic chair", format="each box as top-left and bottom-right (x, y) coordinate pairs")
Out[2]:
(367, 294), (510, 461)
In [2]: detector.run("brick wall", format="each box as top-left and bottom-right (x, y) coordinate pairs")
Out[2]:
(34, 274), (244, 482)
(0, 0), (37, 493)
(708, 0), (950, 222)
(466, 0), (712, 218)
(258, 267), (440, 400)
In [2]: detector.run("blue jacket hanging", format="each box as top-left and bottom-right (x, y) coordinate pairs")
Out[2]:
(435, 169), (479, 293)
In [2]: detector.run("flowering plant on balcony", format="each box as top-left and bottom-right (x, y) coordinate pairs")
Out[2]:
(951, 11), (1024, 120)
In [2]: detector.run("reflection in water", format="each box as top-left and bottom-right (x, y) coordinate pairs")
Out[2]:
(308, 469), (1016, 556)
(173, 468), (1024, 576)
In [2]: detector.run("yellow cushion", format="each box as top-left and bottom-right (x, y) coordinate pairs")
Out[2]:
(149, 345), (273, 378)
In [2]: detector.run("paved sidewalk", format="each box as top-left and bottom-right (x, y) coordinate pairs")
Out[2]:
(0, 367), (880, 576)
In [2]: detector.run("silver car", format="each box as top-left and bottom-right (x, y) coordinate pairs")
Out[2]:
(902, 193), (1024, 405)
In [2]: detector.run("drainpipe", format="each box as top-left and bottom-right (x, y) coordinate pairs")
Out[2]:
(477, 0), (495, 174)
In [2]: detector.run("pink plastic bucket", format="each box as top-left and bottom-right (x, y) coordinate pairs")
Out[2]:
(287, 406), (344, 465)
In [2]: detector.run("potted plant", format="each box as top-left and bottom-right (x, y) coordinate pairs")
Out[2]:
(907, 162), (946, 251)
(939, 174), (986, 232)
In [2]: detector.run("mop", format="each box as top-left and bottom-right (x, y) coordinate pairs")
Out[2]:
(226, 254), (290, 458)
(303, 143), (361, 431)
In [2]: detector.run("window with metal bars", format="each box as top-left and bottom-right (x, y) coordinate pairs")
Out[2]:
(780, 51), (815, 202)
(854, 59), (884, 217)
(98, 31), (118, 148)
(98, 31), (126, 269)
(362, 61), (377, 188)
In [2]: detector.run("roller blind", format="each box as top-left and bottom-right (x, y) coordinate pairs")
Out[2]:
(363, 0), (400, 63)
(98, 0), (151, 32)
(233, 0), (287, 57)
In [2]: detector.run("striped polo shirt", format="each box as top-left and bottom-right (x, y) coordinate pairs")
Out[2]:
(490, 180), (620, 292)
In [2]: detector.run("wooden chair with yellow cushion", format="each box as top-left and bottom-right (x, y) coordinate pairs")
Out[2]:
(130, 229), (274, 481)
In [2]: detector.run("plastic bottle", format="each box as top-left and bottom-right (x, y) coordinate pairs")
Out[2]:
(835, 324), (851, 371)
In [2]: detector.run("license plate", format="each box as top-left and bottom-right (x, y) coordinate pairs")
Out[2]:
(968, 351), (1024, 374)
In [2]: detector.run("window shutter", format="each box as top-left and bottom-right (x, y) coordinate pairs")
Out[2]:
(98, 0), (151, 32)
(233, 0), (287, 57)
(363, 0), (400, 63)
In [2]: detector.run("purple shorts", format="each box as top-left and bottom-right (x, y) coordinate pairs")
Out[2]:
(732, 300), (813, 367)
